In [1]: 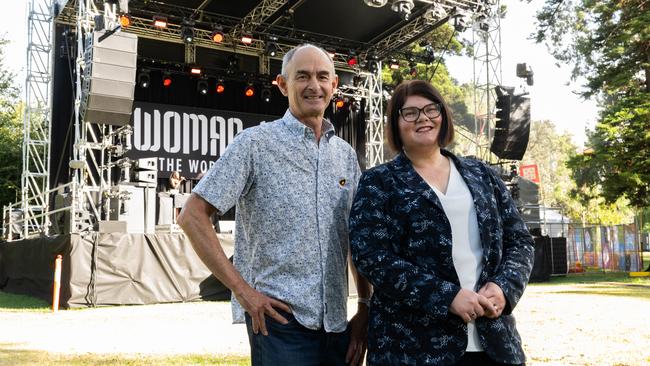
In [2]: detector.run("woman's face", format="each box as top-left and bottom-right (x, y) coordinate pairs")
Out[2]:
(397, 94), (443, 151)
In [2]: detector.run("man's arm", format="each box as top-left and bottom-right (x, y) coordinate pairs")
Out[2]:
(178, 193), (290, 335)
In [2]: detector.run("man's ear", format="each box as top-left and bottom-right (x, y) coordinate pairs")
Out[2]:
(331, 74), (339, 95)
(276, 74), (289, 96)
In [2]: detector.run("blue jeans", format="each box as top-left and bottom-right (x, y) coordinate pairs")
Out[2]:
(245, 310), (350, 366)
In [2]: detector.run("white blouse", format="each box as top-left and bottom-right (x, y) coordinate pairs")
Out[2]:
(430, 158), (484, 351)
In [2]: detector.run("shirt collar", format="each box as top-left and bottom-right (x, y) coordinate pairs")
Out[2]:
(282, 109), (336, 141)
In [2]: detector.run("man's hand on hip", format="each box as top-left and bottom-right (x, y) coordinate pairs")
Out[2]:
(236, 285), (291, 336)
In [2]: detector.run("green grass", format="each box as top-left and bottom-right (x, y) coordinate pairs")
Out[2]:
(0, 291), (50, 312)
(0, 345), (249, 366)
(529, 271), (650, 301)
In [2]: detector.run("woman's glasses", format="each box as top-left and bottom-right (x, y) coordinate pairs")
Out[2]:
(399, 102), (442, 122)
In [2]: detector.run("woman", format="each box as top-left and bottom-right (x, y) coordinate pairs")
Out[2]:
(349, 80), (534, 366)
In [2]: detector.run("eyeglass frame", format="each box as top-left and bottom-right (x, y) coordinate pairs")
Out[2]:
(398, 102), (443, 122)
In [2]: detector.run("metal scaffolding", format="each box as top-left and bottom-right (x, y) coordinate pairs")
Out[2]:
(471, 1), (503, 161)
(362, 67), (385, 168)
(21, 0), (55, 237)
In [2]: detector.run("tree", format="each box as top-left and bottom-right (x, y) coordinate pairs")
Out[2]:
(0, 38), (22, 209)
(534, 0), (650, 207)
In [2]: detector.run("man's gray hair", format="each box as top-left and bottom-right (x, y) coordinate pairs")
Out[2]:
(280, 44), (335, 77)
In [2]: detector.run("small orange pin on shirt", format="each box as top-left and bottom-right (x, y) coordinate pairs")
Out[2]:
(339, 178), (346, 187)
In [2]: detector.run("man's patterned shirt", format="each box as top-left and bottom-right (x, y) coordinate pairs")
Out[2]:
(193, 109), (361, 332)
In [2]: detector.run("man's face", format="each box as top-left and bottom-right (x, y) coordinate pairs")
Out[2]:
(277, 47), (338, 121)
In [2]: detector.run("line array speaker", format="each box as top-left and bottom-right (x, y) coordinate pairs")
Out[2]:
(80, 30), (138, 126)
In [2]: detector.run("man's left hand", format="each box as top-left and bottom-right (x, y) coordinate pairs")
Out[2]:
(478, 282), (506, 319)
(345, 305), (368, 366)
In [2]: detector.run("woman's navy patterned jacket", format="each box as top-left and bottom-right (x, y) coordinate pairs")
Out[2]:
(349, 150), (534, 366)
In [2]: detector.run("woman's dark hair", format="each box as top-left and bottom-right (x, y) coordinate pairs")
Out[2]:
(385, 80), (455, 152)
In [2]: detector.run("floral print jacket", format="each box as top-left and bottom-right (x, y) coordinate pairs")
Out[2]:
(350, 151), (534, 366)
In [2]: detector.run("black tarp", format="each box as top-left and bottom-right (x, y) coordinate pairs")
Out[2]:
(0, 232), (230, 308)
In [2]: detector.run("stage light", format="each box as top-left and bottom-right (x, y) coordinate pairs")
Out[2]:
(153, 15), (167, 28)
(241, 34), (253, 45)
(335, 98), (345, 108)
(265, 41), (279, 57)
(137, 70), (150, 88)
(244, 83), (255, 97)
(119, 14), (131, 28)
(190, 66), (202, 75)
(391, 0), (415, 21)
(389, 59), (400, 70)
(261, 87), (272, 103)
(347, 55), (358, 66)
(216, 79), (225, 94)
(211, 26), (224, 43)
(181, 26), (194, 43)
(197, 79), (209, 95)
(363, 0), (388, 7)
(162, 73), (172, 87)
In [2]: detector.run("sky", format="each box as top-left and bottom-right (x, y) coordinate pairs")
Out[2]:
(1, 0), (598, 147)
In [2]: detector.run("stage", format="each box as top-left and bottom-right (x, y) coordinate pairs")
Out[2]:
(0, 232), (232, 307)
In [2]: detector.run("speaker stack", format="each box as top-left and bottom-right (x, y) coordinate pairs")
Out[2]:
(80, 30), (138, 126)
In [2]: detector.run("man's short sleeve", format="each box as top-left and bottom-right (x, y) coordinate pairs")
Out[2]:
(193, 129), (256, 214)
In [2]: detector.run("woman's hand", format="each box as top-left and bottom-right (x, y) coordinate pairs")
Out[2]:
(449, 288), (492, 323)
(478, 282), (506, 319)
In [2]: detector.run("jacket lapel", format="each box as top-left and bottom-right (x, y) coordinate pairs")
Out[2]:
(391, 153), (445, 212)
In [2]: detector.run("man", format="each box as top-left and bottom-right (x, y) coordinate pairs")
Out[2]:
(178, 44), (371, 366)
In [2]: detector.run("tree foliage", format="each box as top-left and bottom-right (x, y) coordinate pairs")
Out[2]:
(0, 38), (22, 208)
(534, 0), (650, 208)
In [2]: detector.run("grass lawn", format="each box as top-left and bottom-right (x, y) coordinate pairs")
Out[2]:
(529, 271), (650, 300)
(0, 346), (249, 366)
(0, 291), (50, 312)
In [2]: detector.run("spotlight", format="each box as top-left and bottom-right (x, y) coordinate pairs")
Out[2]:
(244, 83), (255, 97)
(389, 59), (400, 70)
(265, 40), (279, 57)
(391, 0), (415, 21)
(152, 15), (167, 28)
(137, 70), (150, 88)
(363, 0), (388, 7)
(119, 14), (131, 28)
(241, 34), (253, 45)
(216, 79), (225, 94)
(162, 73), (172, 87)
(261, 87), (272, 103)
(197, 79), (209, 95)
(190, 66), (202, 75)
(181, 25), (194, 43)
(211, 26), (225, 43)
(335, 97), (345, 109)
(424, 3), (447, 23)
(450, 9), (470, 32)
(347, 54), (358, 66)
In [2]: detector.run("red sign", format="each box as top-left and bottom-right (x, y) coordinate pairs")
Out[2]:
(519, 164), (540, 183)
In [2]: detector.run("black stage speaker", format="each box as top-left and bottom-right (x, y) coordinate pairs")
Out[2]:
(491, 95), (531, 160)
(549, 237), (568, 275)
(530, 236), (552, 282)
(80, 30), (138, 126)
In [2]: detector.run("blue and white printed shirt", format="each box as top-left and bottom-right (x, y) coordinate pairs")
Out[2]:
(193, 109), (361, 332)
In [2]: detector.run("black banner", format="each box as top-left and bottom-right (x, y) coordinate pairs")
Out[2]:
(127, 102), (278, 178)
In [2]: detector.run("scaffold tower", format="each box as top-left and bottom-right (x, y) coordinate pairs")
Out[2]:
(21, 0), (55, 237)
